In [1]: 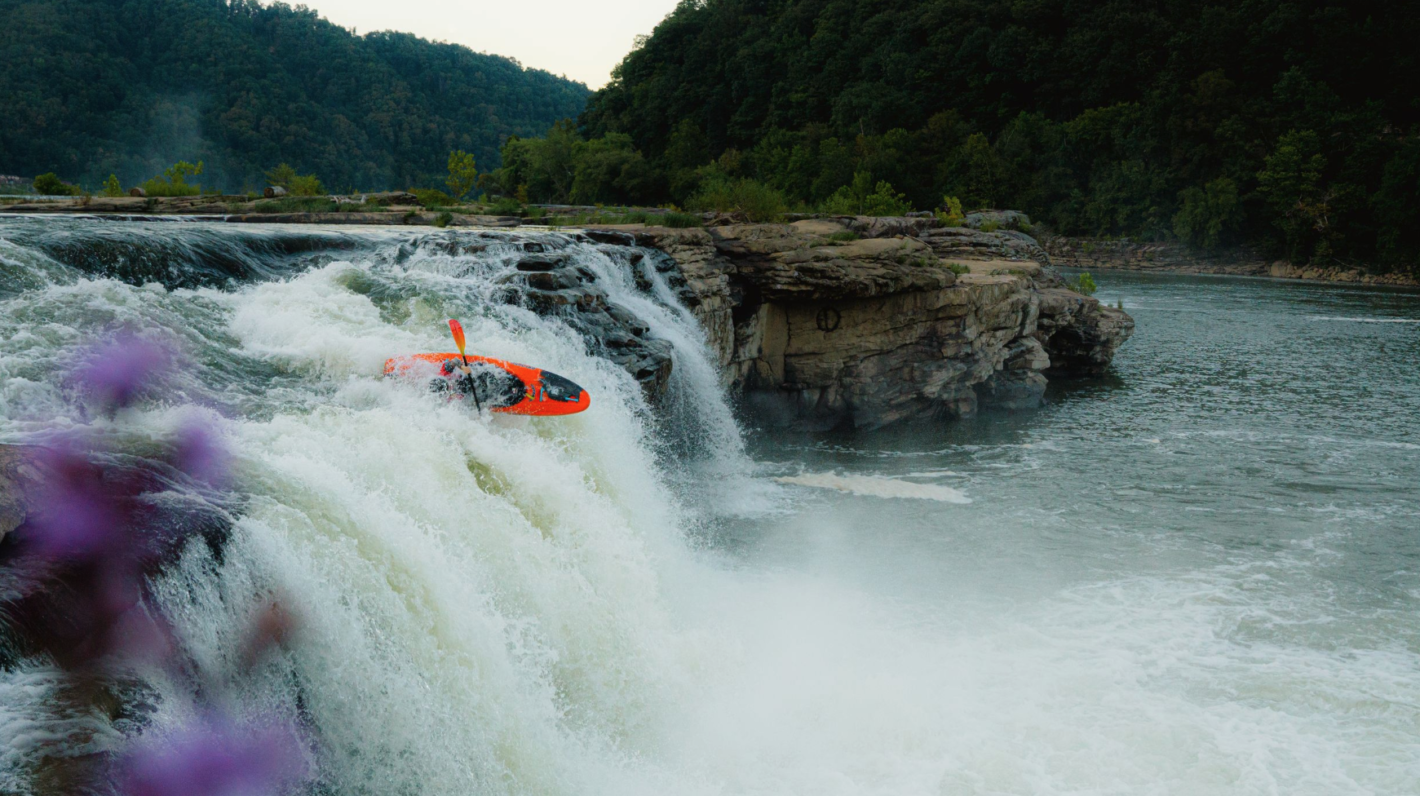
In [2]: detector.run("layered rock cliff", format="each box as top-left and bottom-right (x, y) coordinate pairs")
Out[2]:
(596, 217), (1133, 429)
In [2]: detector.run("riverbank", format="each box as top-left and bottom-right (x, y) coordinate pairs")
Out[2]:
(1043, 235), (1420, 287)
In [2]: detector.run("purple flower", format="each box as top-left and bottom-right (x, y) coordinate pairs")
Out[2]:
(75, 334), (173, 411)
(29, 438), (127, 560)
(118, 714), (311, 796)
(173, 423), (231, 488)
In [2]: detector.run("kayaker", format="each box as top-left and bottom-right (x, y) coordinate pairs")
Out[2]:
(432, 358), (526, 408)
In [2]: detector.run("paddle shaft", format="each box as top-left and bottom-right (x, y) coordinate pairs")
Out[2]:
(448, 319), (483, 412)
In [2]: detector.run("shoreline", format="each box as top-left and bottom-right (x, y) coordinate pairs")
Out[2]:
(1043, 236), (1419, 288)
(7, 206), (1415, 289)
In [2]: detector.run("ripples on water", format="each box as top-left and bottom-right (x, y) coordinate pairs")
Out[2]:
(1, 219), (1418, 795)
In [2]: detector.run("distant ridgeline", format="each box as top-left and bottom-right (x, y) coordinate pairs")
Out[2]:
(0, 0), (590, 192)
(487, 0), (1420, 273)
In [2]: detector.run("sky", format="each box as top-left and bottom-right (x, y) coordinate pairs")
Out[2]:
(289, 0), (681, 89)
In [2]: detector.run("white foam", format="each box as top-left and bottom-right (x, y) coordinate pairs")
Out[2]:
(1308, 315), (1420, 324)
(775, 472), (972, 503)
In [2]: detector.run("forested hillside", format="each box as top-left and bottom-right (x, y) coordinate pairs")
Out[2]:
(0, 0), (590, 191)
(497, 0), (1420, 271)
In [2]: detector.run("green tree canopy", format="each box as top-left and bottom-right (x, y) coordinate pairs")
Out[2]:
(0, 0), (590, 193)
(559, 0), (1420, 271)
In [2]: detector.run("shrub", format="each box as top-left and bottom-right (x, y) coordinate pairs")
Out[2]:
(936, 196), (965, 227)
(33, 172), (80, 196)
(661, 212), (703, 228)
(434, 211), (454, 228)
(445, 150), (478, 200)
(821, 171), (913, 216)
(687, 177), (787, 222)
(412, 188), (455, 208)
(288, 174), (325, 196)
(979, 220), (1001, 232)
(252, 197), (340, 213)
(264, 163), (324, 196)
(141, 161), (204, 197)
(1069, 272), (1099, 295)
(827, 230), (860, 242)
(487, 196), (525, 216)
(101, 174), (124, 197)
(946, 262), (971, 275)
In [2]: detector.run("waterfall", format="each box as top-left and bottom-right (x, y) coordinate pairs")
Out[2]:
(0, 218), (758, 795)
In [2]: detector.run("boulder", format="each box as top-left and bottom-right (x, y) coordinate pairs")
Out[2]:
(0, 445), (44, 541)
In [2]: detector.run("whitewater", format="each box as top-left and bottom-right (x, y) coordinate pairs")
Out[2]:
(1, 218), (1417, 795)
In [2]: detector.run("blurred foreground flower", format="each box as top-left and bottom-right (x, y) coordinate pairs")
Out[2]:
(1, 331), (313, 791)
(118, 714), (310, 796)
(75, 333), (173, 413)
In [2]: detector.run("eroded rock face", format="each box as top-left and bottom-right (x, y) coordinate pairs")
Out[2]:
(1034, 289), (1136, 376)
(619, 215), (1133, 429)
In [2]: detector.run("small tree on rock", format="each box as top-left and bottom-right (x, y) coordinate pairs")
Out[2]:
(265, 163), (325, 196)
(446, 150), (478, 200)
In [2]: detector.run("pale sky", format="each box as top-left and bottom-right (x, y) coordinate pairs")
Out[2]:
(290, 0), (681, 88)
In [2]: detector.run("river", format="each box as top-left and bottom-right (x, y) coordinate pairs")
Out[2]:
(1, 218), (1417, 794)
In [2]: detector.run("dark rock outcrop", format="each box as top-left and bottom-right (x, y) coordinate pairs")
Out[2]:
(620, 215), (1133, 429)
(1034, 289), (1135, 376)
(497, 249), (674, 395)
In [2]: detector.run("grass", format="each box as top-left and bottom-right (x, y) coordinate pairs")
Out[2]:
(540, 209), (702, 228)
(945, 262), (971, 275)
(661, 212), (703, 228)
(250, 197), (387, 214)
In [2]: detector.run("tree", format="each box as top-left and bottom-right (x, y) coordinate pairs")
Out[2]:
(141, 161), (203, 197)
(32, 173), (78, 196)
(101, 174), (124, 197)
(265, 163), (325, 196)
(445, 150), (478, 200)
(1257, 131), (1328, 259)
(1173, 178), (1241, 250)
(822, 171), (913, 216)
(0, 0), (589, 193)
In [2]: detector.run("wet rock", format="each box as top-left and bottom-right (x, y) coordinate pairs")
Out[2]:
(499, 253), (674, 396)
(515, 254), (564, 272)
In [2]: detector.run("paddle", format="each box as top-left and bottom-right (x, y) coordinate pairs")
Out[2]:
(447, 318), (483, 412)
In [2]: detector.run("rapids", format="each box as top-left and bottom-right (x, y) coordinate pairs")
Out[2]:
(1, 217), (1417, 795)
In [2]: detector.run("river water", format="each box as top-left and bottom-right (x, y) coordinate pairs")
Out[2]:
(0, 218), (1416, 795)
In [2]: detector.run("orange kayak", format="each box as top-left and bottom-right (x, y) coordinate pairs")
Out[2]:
(383, 353), (591, 416)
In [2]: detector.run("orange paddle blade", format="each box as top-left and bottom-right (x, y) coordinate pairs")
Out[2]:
(448, 319), (467, 357)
